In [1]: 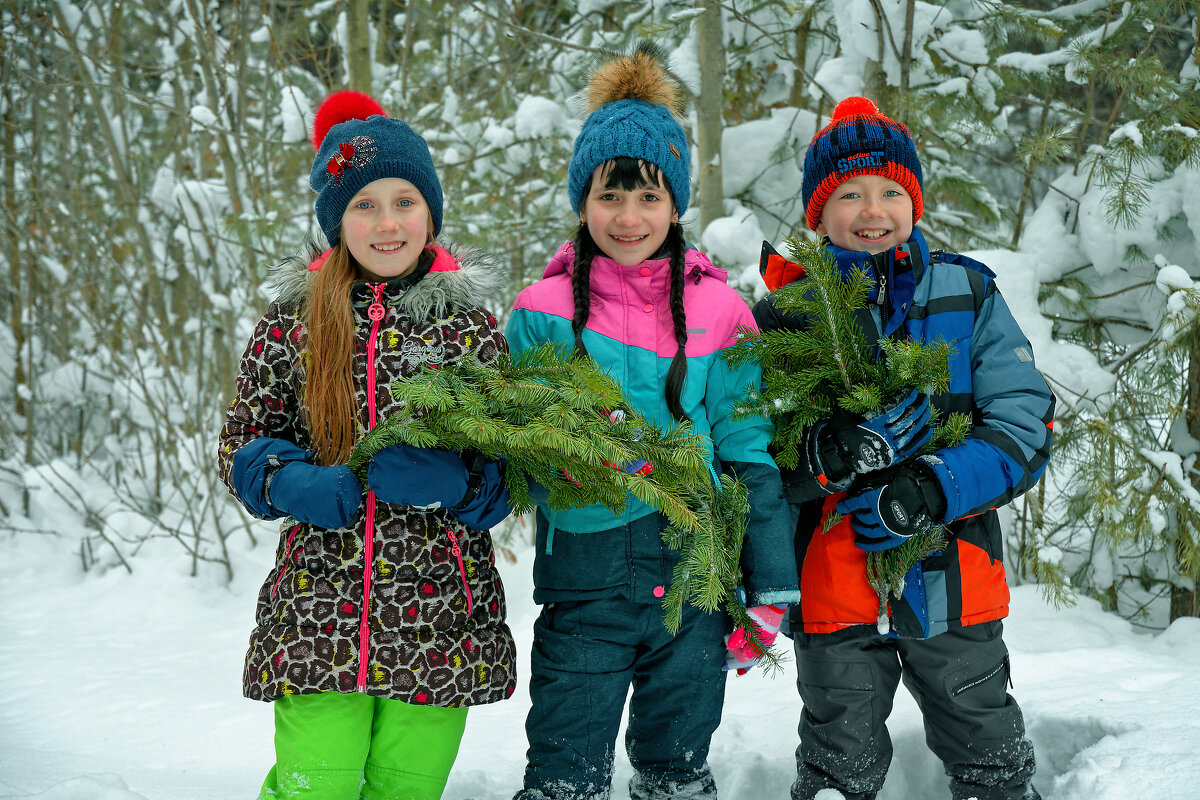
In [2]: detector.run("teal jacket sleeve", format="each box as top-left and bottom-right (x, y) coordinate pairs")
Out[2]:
(705, 324), (800, 607)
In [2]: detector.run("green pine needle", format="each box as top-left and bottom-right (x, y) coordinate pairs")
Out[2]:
(345, 343), (750, 633)
(729, 235), (968, 634)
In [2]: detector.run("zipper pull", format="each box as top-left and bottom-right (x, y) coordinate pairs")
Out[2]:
(368, 283), (386, 321)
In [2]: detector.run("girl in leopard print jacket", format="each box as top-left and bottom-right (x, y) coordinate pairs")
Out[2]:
(217, 90), (515, 799)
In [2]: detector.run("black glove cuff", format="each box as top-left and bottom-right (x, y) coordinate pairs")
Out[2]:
(819, 431), (853, 484)
(452, 450), (486, 510)
(262, 455), (287, 514)
(910, 463), (947, 523)
(805, 423), (852, 494)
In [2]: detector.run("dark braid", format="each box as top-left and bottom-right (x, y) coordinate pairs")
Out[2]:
(570, 222), (597, 359)
(574, 157), (689, 421)
(665, 222), (690, 423)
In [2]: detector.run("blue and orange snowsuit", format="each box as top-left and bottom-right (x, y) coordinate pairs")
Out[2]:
(754, 228), (1053, 800)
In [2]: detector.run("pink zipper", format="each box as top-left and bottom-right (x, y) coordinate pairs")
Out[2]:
(365, 284), (386, 429)
(270, 523), (304, 600)
(356, 283), (387, 691)
(446, 527), (474, 616)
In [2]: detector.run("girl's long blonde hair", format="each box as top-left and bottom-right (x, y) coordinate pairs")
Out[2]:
(300, 239), (437, 466)
(301, 241), (359, 466)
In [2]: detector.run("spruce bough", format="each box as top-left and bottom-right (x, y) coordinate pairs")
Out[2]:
(726, 235), (970, 633)
(346, 343), (766, 647)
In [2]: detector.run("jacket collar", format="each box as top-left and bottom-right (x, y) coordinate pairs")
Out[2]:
(271, 241), (506, 320)
(542, 239), (728, 300)
(824, 227), (930, 335)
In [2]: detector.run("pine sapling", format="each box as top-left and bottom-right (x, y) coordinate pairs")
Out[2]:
(346, 343), (751, 634)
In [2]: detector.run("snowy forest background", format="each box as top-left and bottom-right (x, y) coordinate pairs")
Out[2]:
(5, 0), (1199, 624)
(3, 1), (1200, 798)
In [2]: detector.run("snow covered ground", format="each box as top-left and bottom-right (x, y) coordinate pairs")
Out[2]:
(3, 519), (1199, 800)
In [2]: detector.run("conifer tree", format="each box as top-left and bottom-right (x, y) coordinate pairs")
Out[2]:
(735, 0), (1199, 623)
(973, 0), (1200, 619)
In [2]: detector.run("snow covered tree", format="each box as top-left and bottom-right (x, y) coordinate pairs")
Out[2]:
(716, 0), (1200, 623)
(3, 0), (1196, 630)
(996, 1), (1200, 622)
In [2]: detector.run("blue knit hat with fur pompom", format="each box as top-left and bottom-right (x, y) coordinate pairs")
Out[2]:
(309, 91), (443, 245)
(567, 43), (690, 216)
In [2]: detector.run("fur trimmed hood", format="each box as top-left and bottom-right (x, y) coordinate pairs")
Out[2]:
(269, 242), (507, 320)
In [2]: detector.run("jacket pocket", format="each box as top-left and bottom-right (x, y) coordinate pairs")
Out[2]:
(445, 526), (474, 616)
(271, 523), (304, 600)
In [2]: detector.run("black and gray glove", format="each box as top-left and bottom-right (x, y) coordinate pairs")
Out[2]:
(836, 466), (947, 551)
(816, 388), (933, 483)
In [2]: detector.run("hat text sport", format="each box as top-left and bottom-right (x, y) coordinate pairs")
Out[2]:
(836, 151), (885, 173)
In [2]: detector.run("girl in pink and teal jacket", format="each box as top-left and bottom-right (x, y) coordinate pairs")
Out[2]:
(505, 44), (798, 800)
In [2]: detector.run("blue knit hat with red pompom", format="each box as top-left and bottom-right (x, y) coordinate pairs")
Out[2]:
(801, 96), (923, 231)
(309, 91), (443, 246)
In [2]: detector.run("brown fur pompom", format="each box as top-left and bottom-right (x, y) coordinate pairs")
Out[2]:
(586, 42), (685, 118)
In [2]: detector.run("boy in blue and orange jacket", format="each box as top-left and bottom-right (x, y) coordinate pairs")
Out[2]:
(754, 97), (1053, 800)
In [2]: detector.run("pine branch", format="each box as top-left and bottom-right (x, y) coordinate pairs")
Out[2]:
(345, 343), (749, 631)
(731, 234), (968, 634)
(865, 526), (950, 634)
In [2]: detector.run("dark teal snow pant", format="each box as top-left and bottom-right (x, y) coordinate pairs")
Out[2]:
(791, 620), (1039, 800)
(516, 596), (728, 800)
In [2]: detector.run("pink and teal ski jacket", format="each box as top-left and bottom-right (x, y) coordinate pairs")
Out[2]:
(506, 241), (800, 607)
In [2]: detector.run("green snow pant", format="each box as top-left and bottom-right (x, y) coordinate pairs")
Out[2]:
(259, 691), (468, 800)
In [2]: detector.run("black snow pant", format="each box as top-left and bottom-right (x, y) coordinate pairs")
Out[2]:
(791, 620), (1039, 800)
(515, 596), (728, 800)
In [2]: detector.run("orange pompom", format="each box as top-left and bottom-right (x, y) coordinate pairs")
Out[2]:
(310, 91), (386, 151)
(831, 96), (880, 121)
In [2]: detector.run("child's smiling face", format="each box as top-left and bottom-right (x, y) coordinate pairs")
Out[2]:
(341, 177), (434, 280)
(581, 162), (678, 267)
(816, 174), (914, 255)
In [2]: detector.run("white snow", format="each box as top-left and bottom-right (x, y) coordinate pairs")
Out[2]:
(1155, 263), (1193, 295)
(278, 86), (312, 144)
(719, 108), (817, 242)
(188, 105), (218, 130)
(1109, 120), (1144, 148)
(995, 50), (1072, 73)
(513, 97), (571, 140)
(3, 523), (1200, 800)
(700, 210), (765, 271)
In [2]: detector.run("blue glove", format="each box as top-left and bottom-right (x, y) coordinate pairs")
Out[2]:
(836, 467), (946, 552)
(822, 389), (932, 478)
(230, 437), (312, 520)
(268, 461), (364, 529)
(368, 444), (471, 508)
(368, 444), (511, 530)
(598, 409), (654, 476)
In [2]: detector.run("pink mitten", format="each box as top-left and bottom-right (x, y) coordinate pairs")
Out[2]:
(599, 409), (654, 476)
(723, 604), (787, 675)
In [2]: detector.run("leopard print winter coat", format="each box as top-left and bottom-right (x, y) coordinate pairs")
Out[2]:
(218, 245), (517, 707)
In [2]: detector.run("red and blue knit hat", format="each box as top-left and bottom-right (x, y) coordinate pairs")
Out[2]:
(309, 91), (443, 246)
(801, 97), (923, 231)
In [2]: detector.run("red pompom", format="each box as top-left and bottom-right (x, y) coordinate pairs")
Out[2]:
(310, 90), (387, 151)
(831, 96), (880, 121)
